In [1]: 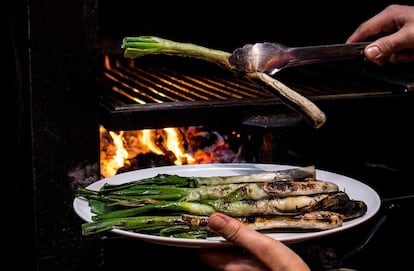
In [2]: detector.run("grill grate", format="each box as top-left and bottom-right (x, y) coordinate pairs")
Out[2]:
(98, 54), (412, 130)
(99, 55), (273, 104)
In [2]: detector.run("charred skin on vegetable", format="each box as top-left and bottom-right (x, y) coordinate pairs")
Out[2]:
(179, 212), (344, 232)
(182, 179), (339, 202)
(222, 180), (339, 202)
(181, 214), (209, 228)
(205, 192), (349, 216)
(329, 199), (368, 221)
(238, 211), (343, 231)
(263, 180), (338, 196)
(299, 192), (351, 213)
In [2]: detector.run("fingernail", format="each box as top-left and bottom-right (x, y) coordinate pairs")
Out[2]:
(366, 46), (381, 59)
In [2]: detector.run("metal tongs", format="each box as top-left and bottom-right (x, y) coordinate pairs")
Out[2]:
(229, 41), (369, 75)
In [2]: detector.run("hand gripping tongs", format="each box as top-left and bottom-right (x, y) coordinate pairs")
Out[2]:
(229, 41), (369, 75)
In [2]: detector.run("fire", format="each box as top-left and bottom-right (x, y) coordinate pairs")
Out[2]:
(163, 127), (195, 165)
(100, 125), (240, 178)
(100, 126), (128, 178)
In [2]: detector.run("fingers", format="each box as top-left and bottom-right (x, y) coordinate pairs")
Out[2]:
(388, 50), (414, 63)
(207, 212), (275, 254)
(362, 28), (414, 65)
(346, 4), (414, 64)
(199, 249), (268, 271)
(207, 212), (311, 271)
(347, 4), (406, 43)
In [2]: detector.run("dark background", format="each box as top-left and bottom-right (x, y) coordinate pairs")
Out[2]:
(98, 0), (409, 50)
(8, 0), (413, 270)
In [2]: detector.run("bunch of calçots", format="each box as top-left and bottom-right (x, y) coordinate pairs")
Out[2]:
(76, 165), (367, 239)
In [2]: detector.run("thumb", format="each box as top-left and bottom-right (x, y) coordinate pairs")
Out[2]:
(365, 30), (409, 60)
(207, 212), (278, 253)
(208, 212), (255, 244)
(364, 45), (383, 60)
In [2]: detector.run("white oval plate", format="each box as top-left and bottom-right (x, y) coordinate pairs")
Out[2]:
(73, 163), (381, 248)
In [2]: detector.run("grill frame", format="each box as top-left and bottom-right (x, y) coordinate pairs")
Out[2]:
(98, 53), (412, 131)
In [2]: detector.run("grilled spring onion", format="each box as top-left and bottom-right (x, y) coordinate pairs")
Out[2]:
(75, 166), (322, 204)
(76, 179), (338, 205)
(99, 174), (201, 191)
(91, 201), (216, 221)
(81, 211), (344, 237)
(81, 215), (190, 236)
(97, 165), (317, 192)
(189, 165), (317, 184)
(122, 36), (233, 70)
(82, 214), (210, 237)
(88, 192), (350, 221)
(238, 211), (343, 231)
(203, 192), (351, 217)
(121, 36), (326, 128)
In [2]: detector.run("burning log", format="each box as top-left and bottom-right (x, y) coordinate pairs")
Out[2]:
(117, 151), (176, 174)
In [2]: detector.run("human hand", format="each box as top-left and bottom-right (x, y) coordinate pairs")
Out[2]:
(198, 212), (311, 271)
(346, 4), (414, 66)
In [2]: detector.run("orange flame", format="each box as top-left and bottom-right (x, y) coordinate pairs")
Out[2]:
(100, 125), (238, 178)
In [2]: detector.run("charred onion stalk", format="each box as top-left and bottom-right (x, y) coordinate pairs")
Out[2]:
(238, 211), (343, 231)
(77, 179), (339, 204)
(98, 165), (316, 192)
(122, 36), (327, 128)
(76, 166), (320, 204)
(82, 191), (348, 221)
(81, 211), (345, 237)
